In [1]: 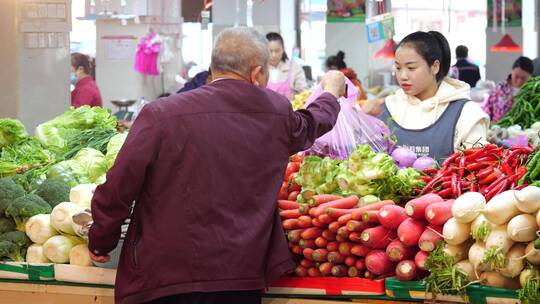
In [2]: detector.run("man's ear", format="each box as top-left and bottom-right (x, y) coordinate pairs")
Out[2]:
(250, 66), (263, 86)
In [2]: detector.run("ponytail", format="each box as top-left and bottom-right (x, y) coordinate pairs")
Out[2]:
(428, 31), (451, 82)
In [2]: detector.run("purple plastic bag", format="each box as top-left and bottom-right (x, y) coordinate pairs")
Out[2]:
(304, 77), (392, 159)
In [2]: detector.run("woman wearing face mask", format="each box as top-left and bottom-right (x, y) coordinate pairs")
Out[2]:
(71, 53), (103, 108)
(482, 56), (534, 122)
(266, 32), (308, 100)
(376, 31), (489, 161)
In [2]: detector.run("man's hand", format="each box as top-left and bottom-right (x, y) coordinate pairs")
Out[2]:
(322, 71), (346, 99)
(90, 252), (111, 263)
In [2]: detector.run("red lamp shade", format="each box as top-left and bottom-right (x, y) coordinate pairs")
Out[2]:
(491, 34), (522, 52)
(375, 39), (397, 59)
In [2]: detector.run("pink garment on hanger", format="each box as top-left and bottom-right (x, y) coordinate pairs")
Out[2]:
(135, 32), (161, 76)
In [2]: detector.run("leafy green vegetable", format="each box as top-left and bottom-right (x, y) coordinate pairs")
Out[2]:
(0, 119), (27, 149)
(35, 178), (70, 208)
(424, 243), (470, 296)
(5, 194), (52, 231)
(0, 138), (55, 177)
(72, 148), (108, 182)
(62, 128), (118, 159)
(105, 132), (128, 168)
(0, 216), (16, 234)
(0, 178), (26, 214)
(0, 231), (32, 261)
(46, 160), (90, 188)
(497, 76), (540, 128)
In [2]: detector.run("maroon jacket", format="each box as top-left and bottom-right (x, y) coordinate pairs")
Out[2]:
(88, 79), (339, 303)
(71, 76), (103, 108)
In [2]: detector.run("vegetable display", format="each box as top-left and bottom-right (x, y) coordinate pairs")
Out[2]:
(497, 76), (540, 129)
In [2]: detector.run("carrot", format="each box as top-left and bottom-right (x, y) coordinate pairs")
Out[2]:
(349, 232), (363, 243)
(307, 267), (321, 277)
(311, 217), (325, 228)
(278, 200), (299, 210)
(345, 256), (357, 267)
(386, 239), (417, 262)
(327, 251), (345, 264)
(377, 205), (408, 229)
(328, 221), (341, 233)
(366, 250), (395, 275)
(308, 194), (344, 208)
(299, 239), (316, 249)
(414, 250), (430, 270)
(331, 265), (348, 277)
(355, 258), (366, 271)
(362, 210), (380, 224)
(337, 226), (350, 239)
(351, 244), (370, 257)
(280, 209), (301, 219)
(301, 227), (323, 240)
(297, 215), (313, 228)
(313, 195), (359, 217)
(404, 194), (444, 219)
(424, 200), (454, 226)
(360, 225), (396, 249)
(295, 265), (307, 277)
(397, 218), (427, 247)
(300, 259), (314, 268)
(338, 242), (354, 256)
(282, 219), (300, 230)
(319, 262), (333, 276)
(287, 229), (304, 243)
(338, 214), (353, 225)
(318, 214), (333, 224)
(418, 226), (443, 252)
(303, 248), (314, 260)
(351, 200), (395, 220)
(315, 236), (328, 248)
(348, 266), (360, 277)
(322, 229), (336, 241)
(346, 220), (368, 232)
(326, 241), (339, 252)
(287, 191), (300, 202)
(312, 248), (329, 262)
(291, 245), (303, 255)
(326, 207), (357, 219)
(396, 260), (418, 281)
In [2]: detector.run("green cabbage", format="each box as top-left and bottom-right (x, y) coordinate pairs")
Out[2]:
(72, 148), (108, 182)
(0, 119), (27, 148)
(46, 160), (89, 187)
(105, 132), (128, 168)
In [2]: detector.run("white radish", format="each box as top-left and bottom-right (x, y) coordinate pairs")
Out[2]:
(507, 214), (539, 242)
(452, 192), (485, 223)
(454, 259), (478, 281)
(443, 217), (471, 245)
(537, 209), (540, 228)
(468, 241), (487, 272)
(443, 241), (471, 262)
(524, 241), (540, 265)
(69, 244), (93, 266)
(470, 214), (491, 242)
(26, 244), (51, 264)
(485, 224), (514, 254)
(499, 243), (526, 278)
(482, 190), (521, 224)
(480, 272), (521, 289)
(514, 186), (540, 213)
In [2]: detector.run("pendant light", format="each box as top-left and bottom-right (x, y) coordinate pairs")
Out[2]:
(491, 0), (522, 52)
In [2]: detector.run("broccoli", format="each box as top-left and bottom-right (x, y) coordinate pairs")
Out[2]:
(0, 178), (25, 214)
(5, 194), (52, 231)
(0, 216), (16, 234)
(0, 231), (32, 261)
(35, 178), (70, 208)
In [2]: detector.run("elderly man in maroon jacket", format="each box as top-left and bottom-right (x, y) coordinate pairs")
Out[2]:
(88, 27), (345, 304)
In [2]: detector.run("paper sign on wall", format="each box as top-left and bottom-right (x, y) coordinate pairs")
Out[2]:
(104, 37), (136, 62)
(365, 13), (395, 43)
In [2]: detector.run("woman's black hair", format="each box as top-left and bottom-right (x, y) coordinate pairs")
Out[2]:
(71, 52), (92, 75)
(266, 32), (288, 62)
(325, 51), (347, 70)
(397, 31), (451, 82)
(512, 56), (534, 74)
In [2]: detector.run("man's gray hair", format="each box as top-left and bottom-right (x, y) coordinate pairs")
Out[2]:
(210, 27), (270, 77)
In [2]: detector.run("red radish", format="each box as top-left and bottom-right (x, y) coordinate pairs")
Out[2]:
(351, 244), (370, 257)
(397, 218), (427, 247)
(287, 229), (304, 243)
(346, 220), (368, 232)
(297, 215), (313, 228)
(326, 207), (357, 219)
(348, 266), (360, 277)
(301, 227), (323, 240)
(284, 162), (300, 181)
(366, 250), (395, 275)
(295, 266), (307, 277)
(338, 214), (353, 225)
(311, 217), (325, 228)
(288, 191), (299, 202)
(331, 265), (348, 277)
(349, 232), (363, 243)
(312, 248), (329, 262)
(345, 256), (357, 266)
(280, 209), (301, 219)
(307, 267), (321, 277)
(322, 229), (336, 241)
(300, 259), (314, 268)
(308, 194), (343, 207)
(288, 174), (301, 192)
(299, 204), (310, 215)
(404, 194), (443, 219)
(418, 226), (444, 252)
(351, 200), (395, 221)
(292, 245), (303, 255)
(278, 200), (299, 210)
(360, 225), (396, 249)
(282, 219), (300, 230)
(319, 262), (333, 276)
(313, 196), (359, 217)
(424, 200), (454, 226)
(326, 241), (338, 252)
(278, 182), (288, 200)
(386, 240), (417, 262)
(327, 251), (345, 264)
(318, 214), (333, 224)
(338, 242), (354, 256)
(336, 235), (348, 242)
(299, 239), (316, 249)
(362, 210), (380, 224)
(377, 205), (408, 229)
(315, 237), (328, 248)
(364, 271), (373, 279)
(396, 260), (418, 281)
(337, 226), (350, 239)
(328, 221), (341, 233)
(356, 259), (366, 271)
(414, 251), (430, 270)
(302, 248), (314, 260)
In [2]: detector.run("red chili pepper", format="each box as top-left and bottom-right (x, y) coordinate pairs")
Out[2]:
(460, 181), (472, 187)
(437, 188), (453, 198)
(441, 181), (452, 189)
(421, 175), (444, 194)
(442, 176), (453, 182)
(475, 156), (499, 162)
(479, 169), (503, 185)
(470, 183), (478, 192)
(458, 157), (466, 177)
(486, 179), (508, 201)
(514, 184), (527, 190)
(423, 168), (438, 175)
(451, 173), (458, 196)
(418, 176), (432, 183)
(442, 152), (461, 169)
(456, 181), (462, 197)
(464, 148), (481, 156)
(506, 149), (529, 166)
(465, 162), (491, 172)
(510, 146), (534, 153)
(501, 163), (513, 176)
(477, 167), (495, 180)
(482, 174), (507, 194)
